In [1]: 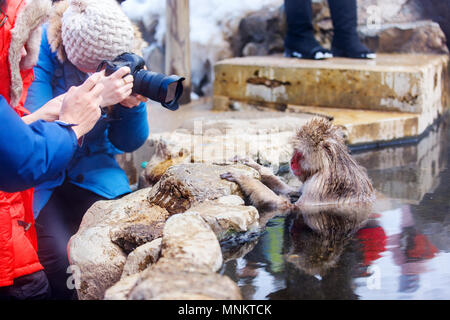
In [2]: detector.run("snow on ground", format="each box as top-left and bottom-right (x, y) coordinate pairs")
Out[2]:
(121, 0), (282, 95)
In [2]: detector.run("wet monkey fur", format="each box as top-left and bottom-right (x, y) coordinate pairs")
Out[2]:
(221, 118), (375, 213)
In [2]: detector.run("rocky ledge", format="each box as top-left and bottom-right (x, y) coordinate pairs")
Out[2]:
(68, 163), (261, 300)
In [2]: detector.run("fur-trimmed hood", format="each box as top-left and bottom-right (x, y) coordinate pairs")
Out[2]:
(8, 0), (52, 107)
(47, 0), (146, 66)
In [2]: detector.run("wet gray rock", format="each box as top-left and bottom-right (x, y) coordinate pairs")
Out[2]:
(147, 163), (260, 214)
(222, 239), (259, 262)
(68, 188), (170, 300)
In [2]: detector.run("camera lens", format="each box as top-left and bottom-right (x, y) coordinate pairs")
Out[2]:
(133, 69), (185, 110)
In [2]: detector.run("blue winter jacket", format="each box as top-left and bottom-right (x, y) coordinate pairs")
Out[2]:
(24, 25), (149, 217)
(0, 96), (78, 192)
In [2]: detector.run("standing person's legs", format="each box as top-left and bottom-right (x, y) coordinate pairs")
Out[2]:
(35, 181), (106, 300)
(328, 0), (375, 59)
(284, 0), (332, 59)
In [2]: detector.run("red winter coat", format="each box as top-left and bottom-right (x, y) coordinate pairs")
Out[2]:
(0, 0), (50, 287)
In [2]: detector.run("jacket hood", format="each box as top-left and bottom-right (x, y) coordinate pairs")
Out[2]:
(47, 0), (147, 66)
(9, 0), (52, 107)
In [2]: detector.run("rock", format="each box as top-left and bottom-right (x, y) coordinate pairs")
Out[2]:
(68, 188), (170, 300)
(142, 43), (165, 74)
(104, 273), (141, 300)
(69, 225), (127, 301)
(421, 0), (450, 50)
(359, 20), (449, 54)
(216, 195), (245, 206)
(232, 6), (286, 57)
(121, 238), (162, 279)
(186, 199), (260, 241)
(147, 163), (260, 214)
(357, 0), (425, 25)
(110, 223), (163, 254)
(222, 239), (259, 262)
(160, 212), (223, 272)
(104, 212), (243, 300)
(128, 261), (242, 300)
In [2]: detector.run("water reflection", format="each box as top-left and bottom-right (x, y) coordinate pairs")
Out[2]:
(388, 205), (439, 293)
(268, 203), (374, 300)
(221, 118), (450, 300)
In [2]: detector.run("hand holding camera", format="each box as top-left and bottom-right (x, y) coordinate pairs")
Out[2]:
(98, 67), (134, 107)
(98, 53), (185, 111)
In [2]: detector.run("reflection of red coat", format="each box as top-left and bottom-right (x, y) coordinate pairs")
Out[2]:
(0, 0), (47, 287)
(356, 226), (387, 267)
(407, 234), (438, 260)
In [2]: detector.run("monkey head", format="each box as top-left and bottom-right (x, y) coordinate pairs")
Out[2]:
(289, 117), (346, 182)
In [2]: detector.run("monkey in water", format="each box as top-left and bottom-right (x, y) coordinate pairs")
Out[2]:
(220, 117), (375, 213)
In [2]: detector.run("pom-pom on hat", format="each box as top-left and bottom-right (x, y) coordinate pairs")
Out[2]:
(61, 0), (134, 71)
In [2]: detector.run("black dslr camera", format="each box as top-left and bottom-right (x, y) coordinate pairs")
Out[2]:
(98, 53), (185, 111)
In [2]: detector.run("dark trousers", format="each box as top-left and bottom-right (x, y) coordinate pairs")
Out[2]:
(284, 0), (358, 49)
(0, 270), (51, 300)
(35, 181), (106, 300)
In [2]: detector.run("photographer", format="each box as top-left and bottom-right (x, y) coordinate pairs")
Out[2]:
(24, 0), (149, 299)
(0, 0), (106, 300)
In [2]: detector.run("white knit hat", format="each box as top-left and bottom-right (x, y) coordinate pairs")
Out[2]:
(61, 0), (135, 71)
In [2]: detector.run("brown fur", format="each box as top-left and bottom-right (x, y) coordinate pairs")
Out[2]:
(291, 117), (374, 205)
(9, 0), (52, 107)
(221, 118), (375, 213)
(286, 203), (371, 276)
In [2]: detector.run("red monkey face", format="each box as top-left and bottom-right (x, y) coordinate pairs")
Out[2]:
(290, 151), (303, 178)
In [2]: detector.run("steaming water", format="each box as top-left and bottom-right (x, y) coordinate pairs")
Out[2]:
(220, 118), (450, 300)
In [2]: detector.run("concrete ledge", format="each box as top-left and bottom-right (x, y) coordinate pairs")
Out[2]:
(213, 54), (448, 114)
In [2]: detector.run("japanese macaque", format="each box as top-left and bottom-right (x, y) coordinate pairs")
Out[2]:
(220, 117), (375, 213)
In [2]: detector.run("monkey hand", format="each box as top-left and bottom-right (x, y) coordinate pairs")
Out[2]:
(220, 172), (239, 183)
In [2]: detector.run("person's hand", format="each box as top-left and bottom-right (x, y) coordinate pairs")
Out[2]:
(120, 93), (148, 108)
(99, 67), (134, 107)
(59, 72), (104, 139)
(22, 94), (66, 124)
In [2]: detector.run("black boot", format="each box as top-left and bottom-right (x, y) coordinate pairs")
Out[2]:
(284, 0), (332, 60)
(328, 0), (376, 59)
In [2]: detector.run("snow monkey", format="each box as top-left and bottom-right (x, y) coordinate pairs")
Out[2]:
(220, 117), (375, 213)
